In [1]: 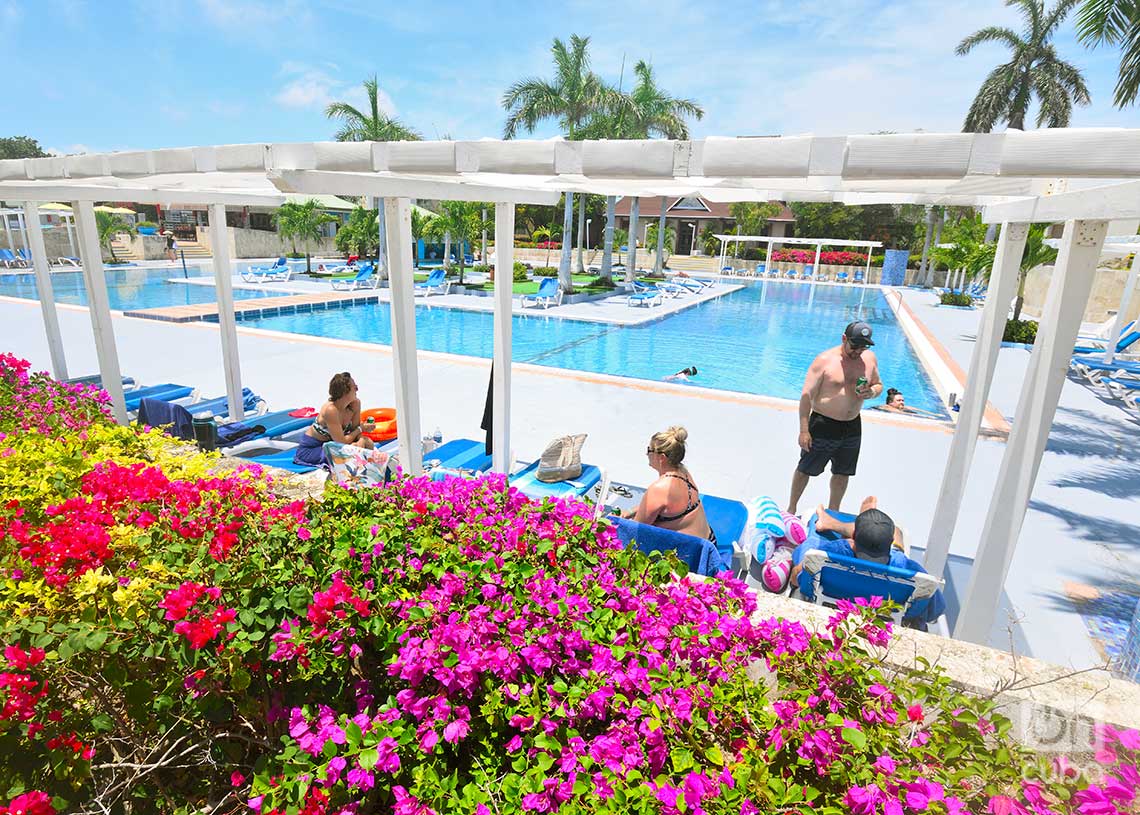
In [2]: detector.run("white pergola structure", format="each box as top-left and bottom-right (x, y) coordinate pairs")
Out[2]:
(4, 130), (1140, 645)
(714, 234), (883, 277)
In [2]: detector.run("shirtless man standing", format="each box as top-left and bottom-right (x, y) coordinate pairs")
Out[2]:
(788, 321), (882, 514)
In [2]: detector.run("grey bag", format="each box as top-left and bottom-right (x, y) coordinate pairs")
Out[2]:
(536, 433), (586, 483)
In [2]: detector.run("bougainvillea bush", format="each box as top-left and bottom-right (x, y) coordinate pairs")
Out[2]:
(1, 354), (1139, 815)
(772, 249), (868, 266)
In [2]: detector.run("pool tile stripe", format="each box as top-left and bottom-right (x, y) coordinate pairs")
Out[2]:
(123, 291), (384, 323)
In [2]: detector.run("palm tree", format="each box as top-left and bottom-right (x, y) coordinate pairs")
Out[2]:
(423, 201), (483, 285)
(645, 221), (676, 270)
(326, 76), (420, 277)
(96, 212), (135, 263)
(1011, 224), (1058, 321)
(956, 0), (1090, 131)
(502, 35), (617, 292)
(1076, 0), (1140, 107)
(275, 200), (337, 274)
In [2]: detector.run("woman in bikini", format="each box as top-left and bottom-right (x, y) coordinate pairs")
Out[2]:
(293, 372), (374, 467)
(630, 425), (716, 544)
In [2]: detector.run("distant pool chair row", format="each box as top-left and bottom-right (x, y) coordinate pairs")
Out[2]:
(0, 248), (33, 268)
(1068, 324), (1140, 416)
(520, 277), (563, 309)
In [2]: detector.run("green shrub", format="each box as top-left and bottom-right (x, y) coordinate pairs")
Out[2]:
(1003, 319), (1038, 344)
(939, 292), (973, 307)
(136, 220), (158, 229)
(286, 251), (305, 259)
(532, 266), (558, 277)
(471, 264), (491, 275)
(513, 261), (529, 282)
(584, 275), (617, 290)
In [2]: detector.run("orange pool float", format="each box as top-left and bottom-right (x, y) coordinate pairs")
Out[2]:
(360, 407), (397, 442)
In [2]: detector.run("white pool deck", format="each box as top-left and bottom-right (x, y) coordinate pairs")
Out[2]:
(2, 285), (1138, 672)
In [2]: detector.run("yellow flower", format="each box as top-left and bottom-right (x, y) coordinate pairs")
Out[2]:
(72, 567), (115, 601)
(112, 575), (152, 611)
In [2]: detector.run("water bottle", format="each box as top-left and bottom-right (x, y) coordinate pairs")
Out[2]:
(191, 416), (217, 452)
(433, 427), (443, 444)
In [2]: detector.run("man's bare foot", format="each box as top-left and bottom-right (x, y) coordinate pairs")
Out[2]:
(859, 495), (878, 513)
(814, 503), (837, 532)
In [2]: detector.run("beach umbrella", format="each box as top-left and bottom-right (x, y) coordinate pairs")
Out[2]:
(94, 205), (136, 215)
(38, 203), (72, 212)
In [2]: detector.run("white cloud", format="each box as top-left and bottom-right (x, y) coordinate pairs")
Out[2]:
(0, 1), (21, 34)
(47, 144), (94, 156)
(275, 63), (396, 115)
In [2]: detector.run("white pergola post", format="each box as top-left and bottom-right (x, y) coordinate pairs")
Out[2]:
(1, 211), (12, 252)
(627, 198), (640, 281)
(74, 200), (127, 424)
(764, 239), (775, 277)
(718, 237), (727, 271)
(22, 202), (68, 380)
(864, 248), (873, 283)
(16, 210), (28, 250)
(383, 197), (423, 476)
(955, 219), (1108, 645)
(924, 223), (1028, 580)
(65, 215), (77, 259)
(1104, 250), (1140, 364)
(813, 243), (822, 279)
(492, 202), (515, 473)
(207, 204), (244, 420)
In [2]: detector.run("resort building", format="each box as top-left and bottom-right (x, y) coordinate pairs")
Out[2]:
(613, 195), (796, 254)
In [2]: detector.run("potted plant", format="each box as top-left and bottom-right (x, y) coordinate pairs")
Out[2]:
(137, 221), (159, 236)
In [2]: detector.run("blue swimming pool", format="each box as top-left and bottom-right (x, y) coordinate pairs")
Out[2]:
(240, 282), (948, 416)
(0, 264), (279, 310)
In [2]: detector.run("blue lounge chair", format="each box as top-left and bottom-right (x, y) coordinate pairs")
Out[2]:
(800, 265), (815, 280)
(124, 383), (197, 413)
(330, 262), (378, 291)
(784, 267), (798, 279)
(520, 277), (563, 309)
(627, 282), (663, 307)
(1103, 376), (1140, 403)
(1074, 327), (1140, 357)
(836, 271), (850, 283)
(0, 249), (18, 268)
(720, 265), (736, 276)
(424, 438), (496, 480)
(510, 459), (609, 507)
(217, 409), (317, 452)
(414, 269), (452, 297)
(238, 446), (318, 473)
(853, 270), (866, 284)
(703, 494), (749, 573)
(16, 248), (33, 266)
(612, 516), (728, 577)
(185, 388), (264, 419)
(241, 257), (290, 283)
(1071, 355), (1140, 383)
(57, 256), (81, 268)
(65, 374), (136, 389)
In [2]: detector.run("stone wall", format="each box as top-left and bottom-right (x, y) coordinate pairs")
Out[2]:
(196, 226), (339, 259)
(0, 226), (78, 261)
(1021, 264), (1140, 324)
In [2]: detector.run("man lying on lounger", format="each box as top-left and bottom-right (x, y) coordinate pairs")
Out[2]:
(787, 497), (945, 628)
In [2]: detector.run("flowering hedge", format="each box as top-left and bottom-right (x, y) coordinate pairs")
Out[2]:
(1, 354), (1139, 815)
(772, 249), (869, 265)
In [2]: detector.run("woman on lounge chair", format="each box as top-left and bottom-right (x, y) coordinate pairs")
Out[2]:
(293, 372), (374, 467)
(628, 426), (716, 544)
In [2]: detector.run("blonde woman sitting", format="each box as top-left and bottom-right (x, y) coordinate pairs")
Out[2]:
(630, 426), (716, 544)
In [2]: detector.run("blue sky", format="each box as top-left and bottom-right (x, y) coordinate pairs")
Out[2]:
(5, 0), (1140, 155)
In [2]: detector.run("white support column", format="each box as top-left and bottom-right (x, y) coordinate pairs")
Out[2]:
(74, 201), (127, 424)
(813, 243), (822, 280)
(492, 202), (515, 474)
(208, 204), (244, 420)
(864, 248), (873, 283)
(764, 239), (775, 277)
(383, 197), (423, 476)
(924, 223), (1028, 580)
(2, 211), (12, 252)
(65, 216), (77, 259)
(955, 219), (1108, 645)
(1104, 250), (1140, 364)
(22, 202), (68, 380)
(16, 211), (28, 251)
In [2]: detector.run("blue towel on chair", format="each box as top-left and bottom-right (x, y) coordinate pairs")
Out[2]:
(611, 517), (727, 576)
(137, 398), (195, 441)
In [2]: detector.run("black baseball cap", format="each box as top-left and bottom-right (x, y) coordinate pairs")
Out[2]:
(853, 508), (894, 563)
(844, 321), (875, 348)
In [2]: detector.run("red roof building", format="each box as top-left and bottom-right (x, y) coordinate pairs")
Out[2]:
(612, 195), (795, 254)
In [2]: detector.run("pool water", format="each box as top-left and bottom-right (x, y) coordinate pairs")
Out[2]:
(241, 282), (948, 415)
(0, 264), (279, 310)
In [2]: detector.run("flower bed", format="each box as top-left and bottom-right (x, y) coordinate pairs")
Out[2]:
(772, 249), (868, 265)
(1, 354), (1138, 815)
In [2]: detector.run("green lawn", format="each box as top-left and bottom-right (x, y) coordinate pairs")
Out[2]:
(461, 274), (616, 296)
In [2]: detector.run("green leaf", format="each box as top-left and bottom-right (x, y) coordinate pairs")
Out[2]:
(288, 585), (311, 616)
(345, 721), (363, 749)
(85, 629), (109, 651)
(232, 667), (251, 692)
(841, 728), (867, 749)
(90, 713), (114, 733)
(358, 748), (378, 771)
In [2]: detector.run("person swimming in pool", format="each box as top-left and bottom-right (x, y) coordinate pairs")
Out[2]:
(293, 372), (374, 467)
(664, 366), (698, 382)
(874, 388), (943, 418)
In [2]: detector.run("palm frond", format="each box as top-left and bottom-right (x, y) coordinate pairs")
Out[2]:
(963, 65), (1018, 131)
(1107, 9), (1140, 106)
(1042, 0), (1081, 36)
(1075, 0), (1137, 43)
(502, 79), (564, 139)
(956, 25), (1023, 55)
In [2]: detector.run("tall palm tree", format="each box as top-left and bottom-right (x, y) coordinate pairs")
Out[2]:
(502, 35), (617, 292)
(956, 0), (1090, 131)
(326, 76), (420, 278)
(95, 211), (135, 263)
(275, 200), (337, 274)
(1076, 0), (1140, 107)
(423, 201), (483, 285)
(1011, 224), (1058, 321)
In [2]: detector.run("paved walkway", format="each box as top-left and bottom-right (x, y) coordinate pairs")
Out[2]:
(3, 288), (1139, 672)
